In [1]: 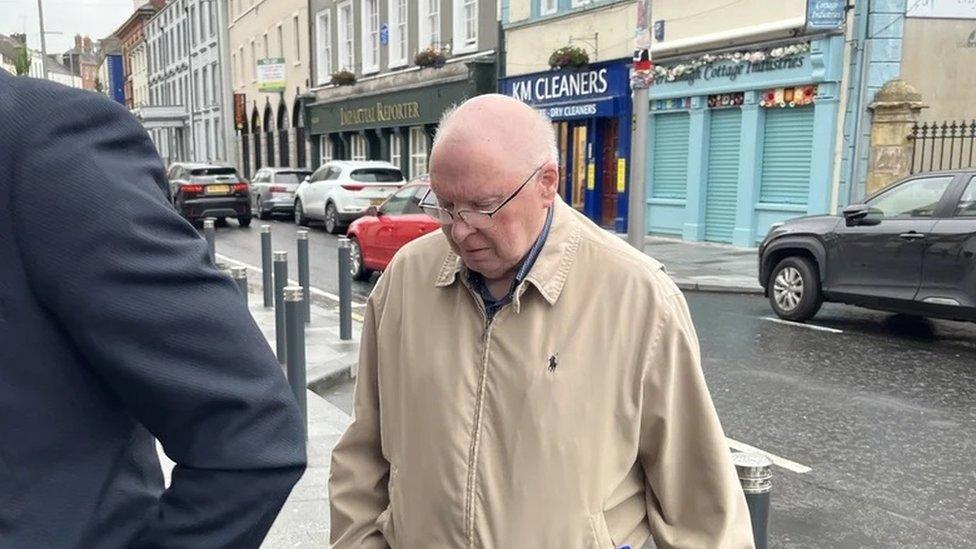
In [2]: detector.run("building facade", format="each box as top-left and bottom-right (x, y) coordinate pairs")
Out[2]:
(304, 0), (499, 179)
(62, 35), (99, 90)
(639, 0), (846, 246)
(501, 0), (637, 231)
(145, 0), (227, 165)
(99, 53), (127, 104)
(113, 1), (163, 109)
(228, 0), (312, 178)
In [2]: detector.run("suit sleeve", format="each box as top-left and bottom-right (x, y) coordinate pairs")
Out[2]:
(329, 276), (392, 548)
(10, 91), (306, 548)
(639, 276), (755, 549)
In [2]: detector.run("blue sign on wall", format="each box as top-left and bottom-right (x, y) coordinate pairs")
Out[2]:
(380, 24), (389, 45)
(806, 0), (846, 30)
(498, 59), (631, 120)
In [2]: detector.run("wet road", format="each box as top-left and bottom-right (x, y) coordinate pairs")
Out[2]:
(213, 221), (976, 547)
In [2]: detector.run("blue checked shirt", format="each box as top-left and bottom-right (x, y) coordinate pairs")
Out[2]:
(467, 206), (554, 322)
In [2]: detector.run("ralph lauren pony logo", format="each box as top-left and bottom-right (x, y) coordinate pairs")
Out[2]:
(547, 354), (558, 373)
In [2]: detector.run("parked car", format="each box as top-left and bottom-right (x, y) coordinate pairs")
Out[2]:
(166, 162), (252, 227)
(759, 170), (976, 323)
(346, 178), (439, 280)
(250, 167), (312, 219)
(294, 160), (406, 234)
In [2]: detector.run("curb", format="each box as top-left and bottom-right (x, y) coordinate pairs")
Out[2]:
(308, 365), (354, 395)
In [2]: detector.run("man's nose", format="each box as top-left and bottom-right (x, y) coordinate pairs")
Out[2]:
(450, 218), (477, 242)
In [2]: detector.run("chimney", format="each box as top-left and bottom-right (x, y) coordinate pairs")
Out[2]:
(83, 36), (92, 53)
(74, 34), (83, 50)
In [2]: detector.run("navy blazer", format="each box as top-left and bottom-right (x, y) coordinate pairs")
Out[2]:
(0, 71), (306, 547)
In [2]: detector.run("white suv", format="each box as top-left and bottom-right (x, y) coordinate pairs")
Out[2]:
(294, 161), (406, 234)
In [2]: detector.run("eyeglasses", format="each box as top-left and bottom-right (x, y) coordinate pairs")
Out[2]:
(419, 163), (545, 229)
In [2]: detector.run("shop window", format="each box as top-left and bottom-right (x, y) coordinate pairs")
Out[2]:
(571, 125), (587, 209)
(320, 138), (334, 164)
(541, 0), (557, 16)
(410, 127), (428, 178)
(350, 134), (368, 161)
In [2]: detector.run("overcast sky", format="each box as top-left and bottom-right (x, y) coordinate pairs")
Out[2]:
(0, 0), (137, 55)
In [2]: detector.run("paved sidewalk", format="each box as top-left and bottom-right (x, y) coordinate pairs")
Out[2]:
(158, 280), (358, 548)
(643, 236), (762, 294)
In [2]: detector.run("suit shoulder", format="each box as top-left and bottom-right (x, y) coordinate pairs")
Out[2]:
(1, 73), (136, 137)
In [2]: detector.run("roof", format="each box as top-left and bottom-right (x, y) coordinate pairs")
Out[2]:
(261, 167), (313, 173)
(0, 36), (20, 63)
(327, 160), (402, 170)
(45, 55), (75, 76)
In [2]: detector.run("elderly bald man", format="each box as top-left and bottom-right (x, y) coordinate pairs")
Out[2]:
(329, 94), (753, 549)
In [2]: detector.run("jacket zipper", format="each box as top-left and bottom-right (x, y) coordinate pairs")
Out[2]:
(463, 290), (493, 549)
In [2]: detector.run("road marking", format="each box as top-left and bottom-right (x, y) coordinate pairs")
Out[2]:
(762, 316), (844, 334)
(727, 437), (812, 474)
(215, 253), (369, 311)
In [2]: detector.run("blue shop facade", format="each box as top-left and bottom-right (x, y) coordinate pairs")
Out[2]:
(645, 35), (845, 246)
(500, 59), (633, 232)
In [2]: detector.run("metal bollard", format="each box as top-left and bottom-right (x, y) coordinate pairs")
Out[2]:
(337, 236), (353, 341)
(284, 286), (307, 436)
(297, 230), (311, 324)
(203, 218), (216, 263)
(231, 266), (248, 307)
(261, 225), (274, 308)
(731, 453), (772, 549)
(273, 251), (289, 364)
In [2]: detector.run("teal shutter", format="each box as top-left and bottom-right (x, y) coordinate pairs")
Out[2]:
(760, 107), (815, 205)
(704, 109), (742, 243)
(651, 112), (690, 199)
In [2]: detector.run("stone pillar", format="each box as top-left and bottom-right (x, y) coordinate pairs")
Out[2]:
(866, 79), (927, 195)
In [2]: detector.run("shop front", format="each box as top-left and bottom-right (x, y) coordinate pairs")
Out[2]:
(645, 35), (845, 246)
(499, 59), (633, 232)
(304, 61), (496, 180)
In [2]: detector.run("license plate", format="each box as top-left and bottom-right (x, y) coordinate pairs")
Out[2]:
(369, 198), (385, 206)
(206, 185), (230, 195)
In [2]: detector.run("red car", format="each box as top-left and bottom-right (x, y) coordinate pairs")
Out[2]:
(347, 179), (440, 280)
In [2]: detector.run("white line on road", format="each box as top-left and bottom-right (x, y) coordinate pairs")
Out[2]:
(762, 316), (844, 334)
(727, 438), (812, 474)
(216, 253), (368, 309)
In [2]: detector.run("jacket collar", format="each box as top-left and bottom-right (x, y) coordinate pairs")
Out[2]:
(434, 197), (582, 307)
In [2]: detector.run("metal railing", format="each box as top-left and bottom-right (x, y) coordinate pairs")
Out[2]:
(909, 120), (976, 174)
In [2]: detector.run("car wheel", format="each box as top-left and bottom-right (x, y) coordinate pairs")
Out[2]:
(324, 202), (342, 235)
(216, 217), (228, 227)
(237, 215), (252, 228)
(349, 237), (372, 281)
(257, 198), (272, 220)
(768, 256), (823, 322)
(294, 199), (309, 226)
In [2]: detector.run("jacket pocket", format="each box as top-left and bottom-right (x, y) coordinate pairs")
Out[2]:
(588, 511), (615, 549)
(377, 465), (400, 545)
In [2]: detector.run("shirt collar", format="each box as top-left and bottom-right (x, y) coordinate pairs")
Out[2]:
(435, 196), (582, 307)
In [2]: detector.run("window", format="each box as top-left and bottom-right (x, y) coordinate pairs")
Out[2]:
(390, 132), (401, 167)
(194, 68), (201, 106)
(541, 0), (557, 15)
(350, 168), (403, 182)
(361, 0), (379, 73)
(320, 138), (333, 163)
(213, 116), (220, 158)
(421, 0), (440, 48)
(866, 176), (954, 219)
(955, 177), (976, 216)
(315, 10), (333, 85)
(211, 63), (218, 105)
(231, 52), (237, 86)
(350, 134), (367, 161)
(205, 119), (211, 159)
(198, 5), (205, 43)
(202, 65), (209, 105)
(239, 46), (246, 86)
(453, 0), (477, 52)
(208, 2), (215, 38)
(337, 2), (354, 71)
(189, 6), (196, 47)
(277, 24), (284, 59)
(250, 40), (257, 81)
(409, 127), (428, 178)
(263, 33), (269, 60)
(571, 0), (592, 7)
(293, 15), (301, 63)
(388, 0), (408, 66)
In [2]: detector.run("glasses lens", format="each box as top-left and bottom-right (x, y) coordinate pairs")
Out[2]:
(457, 211), (492, 229)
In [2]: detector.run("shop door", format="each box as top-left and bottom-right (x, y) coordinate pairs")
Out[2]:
(555, 122), (570, 199)
(571, 124), (587, 210)
(599, 118), (619, 229)
(759, 106), (815, 208)
(704, 108), (742, 243)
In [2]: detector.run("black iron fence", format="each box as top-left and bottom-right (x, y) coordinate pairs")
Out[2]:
(909, 120), (976, 174)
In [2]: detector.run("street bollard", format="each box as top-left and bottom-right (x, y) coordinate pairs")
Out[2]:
(203, 218), (216, 263)
(273, 251), (289, 364)
(284, 286), (308, 437)
(731, 453), (772, 549)
(297, 230), (311, 324)
(231, 266), (248, 307)
(337, 236), (353, 341)
(261, 225), (274, 308)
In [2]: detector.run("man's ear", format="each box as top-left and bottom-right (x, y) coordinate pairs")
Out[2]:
(539, 163), (560, 203)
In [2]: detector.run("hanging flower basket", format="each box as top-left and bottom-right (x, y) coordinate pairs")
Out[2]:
(548, 45), (589, 70)
(330, 70), (356, 86)
(415, 46), (448, 68)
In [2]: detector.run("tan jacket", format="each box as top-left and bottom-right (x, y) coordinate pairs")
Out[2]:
(330, 198), (754, 549)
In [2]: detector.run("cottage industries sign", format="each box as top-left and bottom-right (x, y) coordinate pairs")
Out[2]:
(498, 59), (631, 120)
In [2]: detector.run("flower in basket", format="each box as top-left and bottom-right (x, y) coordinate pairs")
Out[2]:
(548, 45), (590, 69)
(330, 70), (356, 86)
(415, 45), (448, 68)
